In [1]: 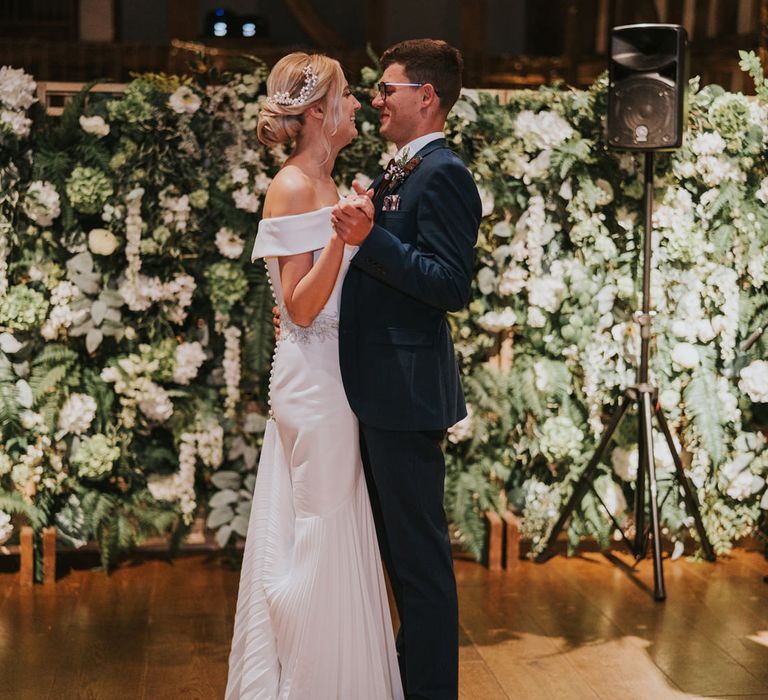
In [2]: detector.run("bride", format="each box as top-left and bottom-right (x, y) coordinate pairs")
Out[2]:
(225, 53), (403, 699)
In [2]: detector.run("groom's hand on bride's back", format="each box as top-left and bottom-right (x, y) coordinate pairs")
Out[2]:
(332, 181), (374, 246)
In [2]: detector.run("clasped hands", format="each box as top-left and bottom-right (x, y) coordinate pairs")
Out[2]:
(331, 181), (374, 246)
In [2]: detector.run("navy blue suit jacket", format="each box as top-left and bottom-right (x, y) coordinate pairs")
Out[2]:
(338, 138), (481, 431)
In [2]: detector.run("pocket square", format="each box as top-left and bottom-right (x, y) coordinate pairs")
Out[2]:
(382, 194), (400, 212)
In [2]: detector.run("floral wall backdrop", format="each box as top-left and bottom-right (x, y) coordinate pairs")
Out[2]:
(0, 53), (767, 575)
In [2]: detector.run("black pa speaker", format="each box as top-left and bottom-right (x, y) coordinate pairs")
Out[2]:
(607, 24), (689, 150)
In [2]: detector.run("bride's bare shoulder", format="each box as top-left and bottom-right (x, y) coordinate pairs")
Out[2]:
(263, 165), (317, 218)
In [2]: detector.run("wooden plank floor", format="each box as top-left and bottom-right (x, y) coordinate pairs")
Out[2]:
(1, 547), (767, 699)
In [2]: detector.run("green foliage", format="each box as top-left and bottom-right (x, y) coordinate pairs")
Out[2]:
(79, 488), (178, 572)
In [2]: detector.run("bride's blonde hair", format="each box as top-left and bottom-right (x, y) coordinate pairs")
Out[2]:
(258, 53), (345, 162)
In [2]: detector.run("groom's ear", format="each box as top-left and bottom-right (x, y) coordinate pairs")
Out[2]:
(421, 84), (439, 109)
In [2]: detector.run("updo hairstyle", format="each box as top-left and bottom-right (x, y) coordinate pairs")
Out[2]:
(258, 53), (345, 159)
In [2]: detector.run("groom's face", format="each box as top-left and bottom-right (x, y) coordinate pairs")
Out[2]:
(373, 62), (424, 149)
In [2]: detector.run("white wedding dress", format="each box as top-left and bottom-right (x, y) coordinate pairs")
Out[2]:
(226, 206), (403, 700)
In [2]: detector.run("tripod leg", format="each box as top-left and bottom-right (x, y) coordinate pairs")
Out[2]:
(641, 391), (666, 601)
(534, 395), (633, 563)
(634, 404), (648, 558)
(654, 406), (716, 562)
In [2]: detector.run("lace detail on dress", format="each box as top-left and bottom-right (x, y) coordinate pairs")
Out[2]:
(280, 305), (339, 344)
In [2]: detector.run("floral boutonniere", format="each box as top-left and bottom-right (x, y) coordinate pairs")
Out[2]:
(384, 148), (423, 190)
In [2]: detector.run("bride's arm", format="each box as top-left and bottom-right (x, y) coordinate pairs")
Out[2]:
(270, 178), (346, 328)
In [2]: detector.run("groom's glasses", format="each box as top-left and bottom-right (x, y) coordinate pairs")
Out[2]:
(377, 81), (438, 102)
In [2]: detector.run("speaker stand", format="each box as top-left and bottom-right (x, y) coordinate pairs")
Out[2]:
(534, 152), (716, 600)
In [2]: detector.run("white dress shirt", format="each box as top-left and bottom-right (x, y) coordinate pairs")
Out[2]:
(395, 131), (444, 163)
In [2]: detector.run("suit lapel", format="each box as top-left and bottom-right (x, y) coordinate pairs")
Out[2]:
(373, 138), (449, 213)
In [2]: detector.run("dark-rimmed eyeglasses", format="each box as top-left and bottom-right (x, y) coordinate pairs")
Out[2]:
(376, 81), (439, 101)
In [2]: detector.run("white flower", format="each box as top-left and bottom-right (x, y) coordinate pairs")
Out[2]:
(168, 86), (201, 114)
(88, 228), (118, 256)
(477, 186), (494, 217)
(757, 176), (768, 205)
(0, 66), (37, 110)
(1, 109), (31, 138)
(137, 380), (174, 422)
(79, 115), (109, 137)
(527, 275), (565, 313)
(0, 510), (12, 545)
(447, 404), (474, 443)
(527, 306), (547, 328)
(174, 341), (206, 385)
(498, 265), (527, 296)
(739, 360), (768, 403)
(476, 267), (497, 295)
(232, 186), (261, 213)
(477, 307), (517, 332)
(57, 393), (97, 436)
(720, 453), (765, 500)
(691, 131), (726, 156)
(515, 110), (574, 150)
(215, 227), (245, 259)
(231, 167), (249, 184)
(612, 446), (638, 482)
(671, 342), (699, 369)
(23, 181), (61, 226)
(594, 178), (614, 205)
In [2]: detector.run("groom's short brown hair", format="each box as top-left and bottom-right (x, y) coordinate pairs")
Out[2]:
(380, 39), (463, 115)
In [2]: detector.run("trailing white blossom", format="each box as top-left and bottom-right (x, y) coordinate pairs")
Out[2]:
(148, 431), (198, 523)
(223, 326), (241, 416)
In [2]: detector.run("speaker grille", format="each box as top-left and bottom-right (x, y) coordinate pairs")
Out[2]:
(609, 76), (678, 149)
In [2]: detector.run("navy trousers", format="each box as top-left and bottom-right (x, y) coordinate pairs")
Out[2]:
(359, 424), (458, 700)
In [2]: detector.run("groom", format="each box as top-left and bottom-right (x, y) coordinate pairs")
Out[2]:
(332, 39), (481, 700)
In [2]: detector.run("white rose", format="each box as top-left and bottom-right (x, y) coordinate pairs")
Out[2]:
(671, 342), (699, 369)
(79, 115), (110, 137)
(739, 360), (768, 403)
(88, 228), (118, 256)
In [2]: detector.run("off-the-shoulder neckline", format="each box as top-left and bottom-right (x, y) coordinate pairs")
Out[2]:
(260, 205), (333, 222)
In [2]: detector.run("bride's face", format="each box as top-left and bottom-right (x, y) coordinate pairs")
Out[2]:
(330, 83), (361, 148)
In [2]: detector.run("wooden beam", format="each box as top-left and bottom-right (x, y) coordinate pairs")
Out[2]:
(285, 0), (348, 48)
(43, 526), (57, 585)
(20, 526), (34, 586)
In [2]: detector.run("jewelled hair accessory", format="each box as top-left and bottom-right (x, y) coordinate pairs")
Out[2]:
(267, 63), (319, 106)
